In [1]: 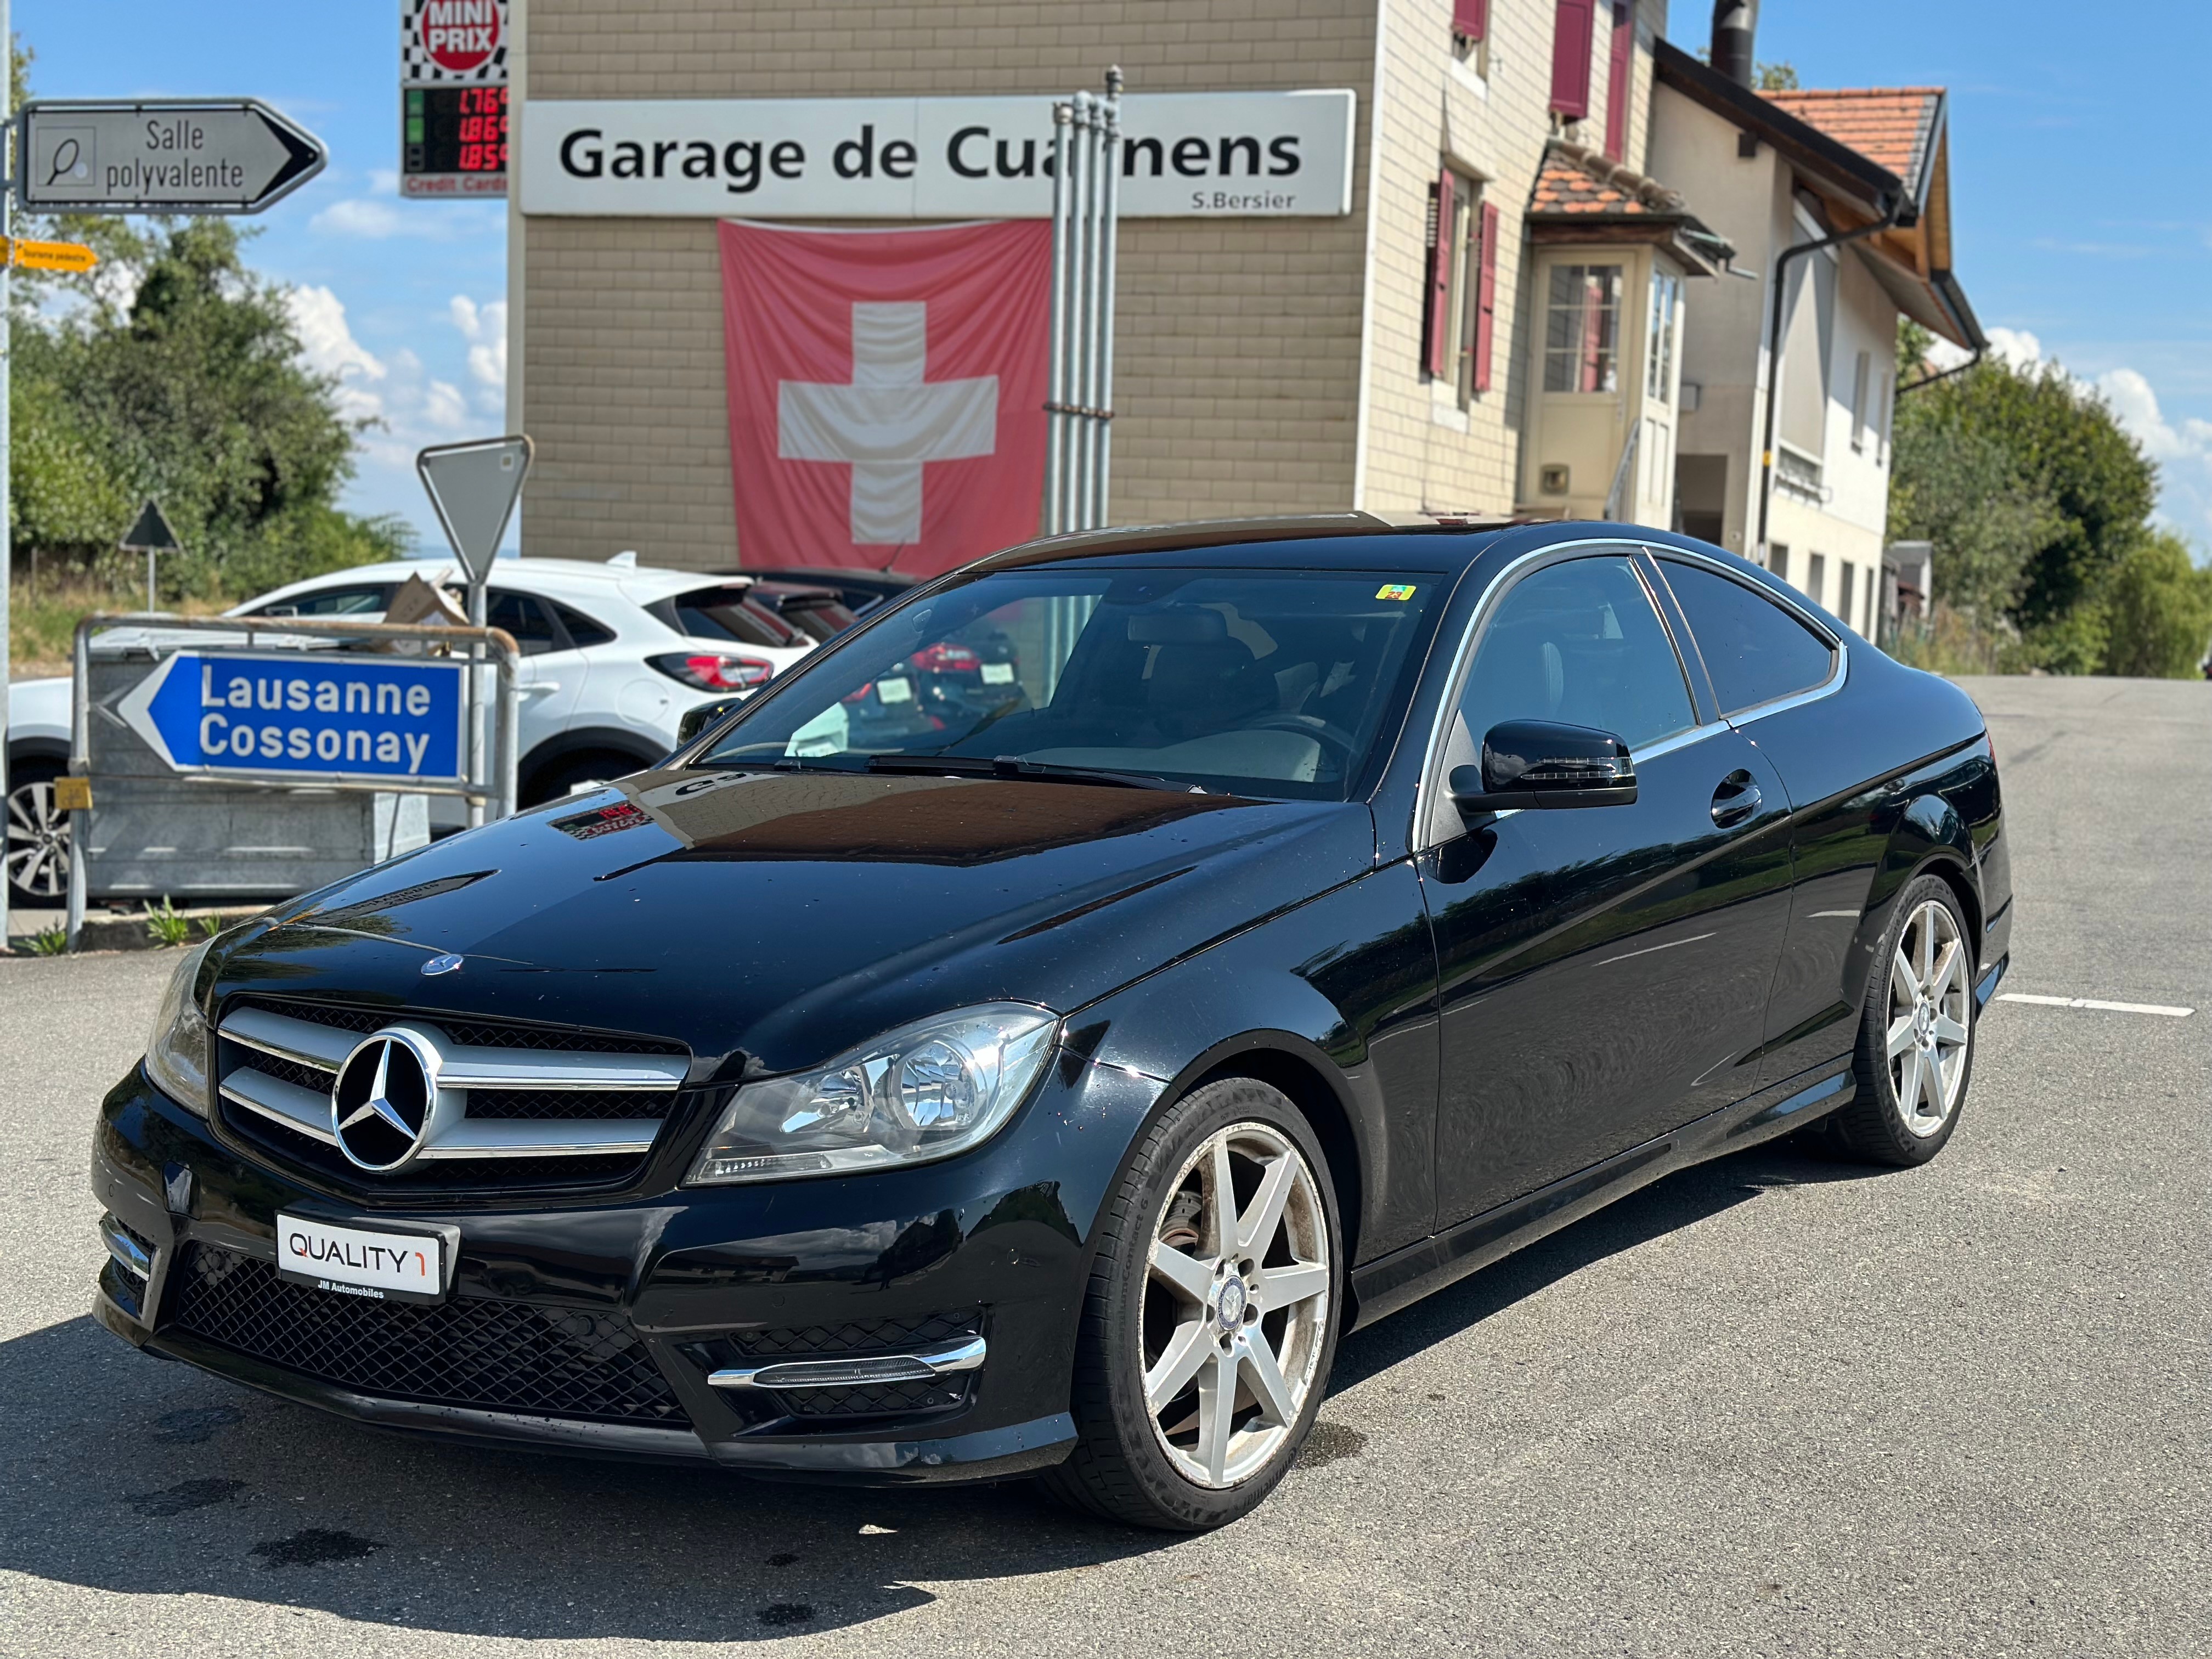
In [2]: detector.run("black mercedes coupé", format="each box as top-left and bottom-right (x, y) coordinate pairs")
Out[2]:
(91, 516), (2010, 1531)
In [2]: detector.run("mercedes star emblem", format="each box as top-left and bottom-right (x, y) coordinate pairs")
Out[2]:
(330, 1030), (440, 1170)
(421, 953), (465, 976)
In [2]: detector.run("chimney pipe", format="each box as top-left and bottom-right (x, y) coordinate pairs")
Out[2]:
(1712, 0), (1757, 88)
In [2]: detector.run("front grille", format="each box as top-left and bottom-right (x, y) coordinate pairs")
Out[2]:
(215, 998), (691, 1196)
(735, 1309), (983, 1358)
(168, 1244), (687, 1426)
(464, 1087), (675, 1122)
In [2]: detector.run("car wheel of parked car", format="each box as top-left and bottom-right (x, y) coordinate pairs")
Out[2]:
(1043, 1077), (1342, 1531)
(1825, 874), (1976, 1167)
(5, 759), (71, 909)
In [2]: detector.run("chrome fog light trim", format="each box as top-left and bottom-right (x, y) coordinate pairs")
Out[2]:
(708, 1335), (988, 1391)
(100, 1214), (154, 1281)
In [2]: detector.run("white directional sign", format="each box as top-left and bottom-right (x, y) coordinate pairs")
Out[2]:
(17, 99), (326, 215)
(417, 436), (533, 587)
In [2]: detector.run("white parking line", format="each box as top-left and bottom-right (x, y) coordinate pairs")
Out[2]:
(1996, 993), (2194, 1018)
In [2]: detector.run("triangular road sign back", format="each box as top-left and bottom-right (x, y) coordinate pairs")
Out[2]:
(119, 499), (182, 553)
(417, 436), (533, 584)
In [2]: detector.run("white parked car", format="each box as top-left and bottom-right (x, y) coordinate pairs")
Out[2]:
(5, 555), (820, 905)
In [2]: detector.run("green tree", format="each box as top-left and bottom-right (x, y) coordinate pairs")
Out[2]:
(2097, 532), (2212, 678)
(1888, 352), (2160, 658)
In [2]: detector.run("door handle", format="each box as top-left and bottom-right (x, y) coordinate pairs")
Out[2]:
(1711, 770), (1761, 829)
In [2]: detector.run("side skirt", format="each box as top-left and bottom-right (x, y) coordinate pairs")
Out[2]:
(1348, 1056), (1860, 1330)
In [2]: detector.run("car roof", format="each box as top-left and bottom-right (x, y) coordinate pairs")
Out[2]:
(236, 557), (753, 613)
(968, 513), (1528, 575)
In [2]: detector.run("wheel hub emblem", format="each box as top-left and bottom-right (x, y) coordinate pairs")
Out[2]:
(330, 1030), (439, 1171)
(1914, 1002), (1934, 1044)
(1215, 1276), (1248, 1330)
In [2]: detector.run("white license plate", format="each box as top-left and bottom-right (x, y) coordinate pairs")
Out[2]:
(276, 1214), (445, 1304)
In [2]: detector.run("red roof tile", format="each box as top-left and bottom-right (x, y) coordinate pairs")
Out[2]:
(1763, 88), (1942, 190)
(1528, 142), (1686, 218)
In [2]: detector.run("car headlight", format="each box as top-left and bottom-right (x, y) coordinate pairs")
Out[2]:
(145, 939), (216, 1116)
(688, 1003), (1059, 1184)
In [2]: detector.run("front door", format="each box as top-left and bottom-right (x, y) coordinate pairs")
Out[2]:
(1418, 549), (1794, 1227)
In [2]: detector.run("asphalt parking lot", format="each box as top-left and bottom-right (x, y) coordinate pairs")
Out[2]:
(2, 674), (2204, 1658)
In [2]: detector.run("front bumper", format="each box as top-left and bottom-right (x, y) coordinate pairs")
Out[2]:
(89, 1054), (1158, 1483)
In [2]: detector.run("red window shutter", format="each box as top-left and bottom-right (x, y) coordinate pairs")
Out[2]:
(1603, 2), (1635, 160)
(1425, 170), (1456, 378)
(1550, 0), (1596, 119)
(1453, 0), (1489, 41)
(1472, 201), (1499, 392)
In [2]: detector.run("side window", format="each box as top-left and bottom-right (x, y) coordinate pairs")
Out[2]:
(550, 600), (614, 647)
(1658, 560), (1835, 715)
(1458, 554), (1694, 748)
(249, 584), (392, 618)
(485, 590), (558, 656)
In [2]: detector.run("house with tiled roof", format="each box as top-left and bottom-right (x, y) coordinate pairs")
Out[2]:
(1646, 14), (1985, 633)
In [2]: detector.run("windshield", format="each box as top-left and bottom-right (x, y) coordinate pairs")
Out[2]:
(693, 567), (1442, 799)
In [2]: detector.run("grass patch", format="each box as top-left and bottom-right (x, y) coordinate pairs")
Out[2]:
(9, 573), (231, 680)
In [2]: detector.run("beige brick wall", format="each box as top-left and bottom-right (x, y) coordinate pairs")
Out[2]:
(518, 0), (1381, 569)
(1355, 0), (1668, 518)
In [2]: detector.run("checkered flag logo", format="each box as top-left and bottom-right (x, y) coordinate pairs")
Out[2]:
(403, 0), (510, 83)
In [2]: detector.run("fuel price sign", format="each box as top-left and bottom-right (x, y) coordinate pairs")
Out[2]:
(400, 0), (509, 200)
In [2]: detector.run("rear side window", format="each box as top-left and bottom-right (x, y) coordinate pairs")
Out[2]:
(551, 601), (615, 647)
(1659, 560), (1835, 714)
(656, 587), (803, 648)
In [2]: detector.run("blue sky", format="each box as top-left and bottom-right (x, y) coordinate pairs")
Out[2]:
(18, 1), (2212, 552)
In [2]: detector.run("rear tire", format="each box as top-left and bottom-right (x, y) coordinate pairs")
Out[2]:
(1041, 1077), (1342, 1531)
(1823, 873), (1976, 1166)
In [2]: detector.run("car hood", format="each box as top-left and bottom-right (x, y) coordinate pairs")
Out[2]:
(216, 767), (1375, 1075)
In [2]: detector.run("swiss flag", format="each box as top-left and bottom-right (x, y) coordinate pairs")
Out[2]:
(718, 219), (1052, 578)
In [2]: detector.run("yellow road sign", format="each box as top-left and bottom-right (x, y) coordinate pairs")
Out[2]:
(6, 238), (99, 273)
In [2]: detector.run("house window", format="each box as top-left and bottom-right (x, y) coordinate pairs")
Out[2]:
(1452, 0), (1489, 75)
(1850, 350), (1871, 451)
(1877, 371), (1894, 462)
(1543, 264), (1623, 392)
(1425, 170), (1495, 405)
(1645, 271), (1680, 402)
(1808, 552), (1827, 608)
(1769, 543), (1789, 584)
(1838, 562), (1855, 630)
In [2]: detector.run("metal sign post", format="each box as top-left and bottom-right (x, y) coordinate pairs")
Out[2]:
(1043, 68), (1123, 536)
(16, 98), (326, 216)
(416, 435), (532, 827)
(119, 499), (183, 612)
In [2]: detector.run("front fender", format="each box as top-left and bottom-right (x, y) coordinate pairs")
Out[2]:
(1062, 860), (1440, 1268)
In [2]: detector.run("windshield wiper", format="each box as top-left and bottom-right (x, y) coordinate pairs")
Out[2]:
(866, 753), (1207, 794)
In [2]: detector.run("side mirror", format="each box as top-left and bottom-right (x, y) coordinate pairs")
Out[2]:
(1450, 719), (1638, 814)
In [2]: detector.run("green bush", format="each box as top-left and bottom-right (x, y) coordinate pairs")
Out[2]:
(2097, 534), (2212, 678)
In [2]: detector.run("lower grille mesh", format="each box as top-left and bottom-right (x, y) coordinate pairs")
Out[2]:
(168, 1244), (687, 1426)
(736, 1310), (981, 1358)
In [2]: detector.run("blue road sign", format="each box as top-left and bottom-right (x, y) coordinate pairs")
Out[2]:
(117, 650), (469, 784)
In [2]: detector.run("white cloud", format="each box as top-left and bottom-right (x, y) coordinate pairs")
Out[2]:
(1926, 326), (2042, 374)
(448, 295), (509, 408)
(2095, 368), (2212, 546)
(311, 196), (445, 240)
(423, 379), (471, 432)
(284, 285), (386, 421)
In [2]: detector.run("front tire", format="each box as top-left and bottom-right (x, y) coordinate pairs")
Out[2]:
(5, 759), (71, 909)
(1824, 874), (1976, 1166)
(1042, 1077), (1342, 1531)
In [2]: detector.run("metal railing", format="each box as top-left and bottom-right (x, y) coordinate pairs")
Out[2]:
(66, 612), (521, 946)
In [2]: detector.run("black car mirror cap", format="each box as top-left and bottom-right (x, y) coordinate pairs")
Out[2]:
(1451, 719), (1639, 814)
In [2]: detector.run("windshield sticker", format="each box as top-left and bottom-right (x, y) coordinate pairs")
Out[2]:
(1375, 584), (1417, 601)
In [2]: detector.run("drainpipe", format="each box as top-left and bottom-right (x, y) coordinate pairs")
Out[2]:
(1896, 343), (1984, 397)
(1755, 204), (1901, 562)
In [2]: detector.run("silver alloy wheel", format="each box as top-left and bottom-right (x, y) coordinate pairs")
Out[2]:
(1887, 897), (1972, 1137)
(5, 777), (70, 902)
(1141, 1120), (1331, 1489)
